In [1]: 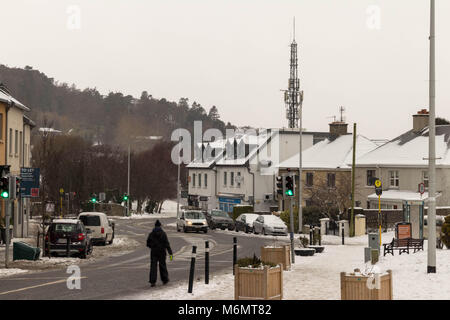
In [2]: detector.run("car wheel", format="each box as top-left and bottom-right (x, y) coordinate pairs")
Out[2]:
(204, 229), (208, 234)
(253, 227), (257, 235)
(183, 226), (187, 233)
(262, 228), (266, 235)
(235, 226), (239, 232)
(108, 233), (114, 245)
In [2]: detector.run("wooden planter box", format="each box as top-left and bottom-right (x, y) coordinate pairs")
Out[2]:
(340, 270), (393, 300)
(234, 264), (283, 300)
(261, 245), (291, 271)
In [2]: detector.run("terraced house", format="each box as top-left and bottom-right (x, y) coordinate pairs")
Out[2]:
(0, 84), (35, 238)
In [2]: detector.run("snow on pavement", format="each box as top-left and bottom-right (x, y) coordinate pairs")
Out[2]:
(0, 268), (29, 278)
(115, 200), (180, 220)
(125, 231), (450, 300)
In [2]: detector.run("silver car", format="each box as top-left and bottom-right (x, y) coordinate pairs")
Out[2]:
(252, 215), (288, 236)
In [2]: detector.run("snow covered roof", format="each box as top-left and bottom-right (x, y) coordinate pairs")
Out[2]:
(357, 125), (450, 167)
(279, 134), (378, 170)
(187, 129), (274, 168)
(367, 190), (440, 202)
(0, 86), (30, 111)
(39, 127), (62, 134)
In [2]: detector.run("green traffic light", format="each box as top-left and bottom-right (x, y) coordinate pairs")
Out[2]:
(123, 195), (129, 201)
(1, 191), (8, 198)
(91, 198), (97, 203)
(286, 190), (293, 196)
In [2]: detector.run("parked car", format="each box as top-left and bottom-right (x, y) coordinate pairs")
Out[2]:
(252, 215), (288, 236)
(235, 213), (260, 233)
(78, 212), (114, 245)
(45, 219), (93, 259)
(206, 209), (235, 230)
(177, 210), (208, 233)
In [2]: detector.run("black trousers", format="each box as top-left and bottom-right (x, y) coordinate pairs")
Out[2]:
(149, 253), (169, 284)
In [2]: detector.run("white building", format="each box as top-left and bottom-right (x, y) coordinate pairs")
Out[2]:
(187, 128), (325, 213)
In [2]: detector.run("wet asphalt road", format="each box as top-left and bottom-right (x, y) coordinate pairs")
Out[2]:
(0, 216), (289, 300)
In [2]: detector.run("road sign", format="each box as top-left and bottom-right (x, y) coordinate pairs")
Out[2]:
(20, 168), (40, 198)
(374, 179), (382, 196)
(46, 203), (55, 213)
(99, 192), (106, 202)
(59, 188), (64, 195)
(418, 183), (425, 195)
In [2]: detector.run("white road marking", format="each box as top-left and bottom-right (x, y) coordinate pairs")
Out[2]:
(0, 277), (87, 296)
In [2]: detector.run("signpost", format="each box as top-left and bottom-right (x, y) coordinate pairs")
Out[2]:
(19, 168), (40, 198)
(374, 179), (382, 246)
(59, 188), (64, 217)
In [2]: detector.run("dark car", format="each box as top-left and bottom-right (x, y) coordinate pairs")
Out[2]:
(45, 219), (93, 259)
(206, 210), (235, 230)
(234, 213), (260, 233)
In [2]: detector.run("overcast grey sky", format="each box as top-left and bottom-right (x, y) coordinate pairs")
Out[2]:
(1, 0), (449, 140)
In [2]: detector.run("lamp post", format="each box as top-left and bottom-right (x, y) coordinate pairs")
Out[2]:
(427, 0), (437, 274)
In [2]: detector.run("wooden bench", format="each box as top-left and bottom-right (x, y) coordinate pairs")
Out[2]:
(383, 238), (424, 256)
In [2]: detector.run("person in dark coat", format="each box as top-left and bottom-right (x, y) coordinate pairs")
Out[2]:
(146, 220), (173, 287)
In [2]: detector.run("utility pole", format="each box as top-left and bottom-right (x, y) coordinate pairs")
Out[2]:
(127, 144), (130, 217)
(176, 139), (181, 219)
(350, 123), (356, 237)
(427, 0), (437, 274)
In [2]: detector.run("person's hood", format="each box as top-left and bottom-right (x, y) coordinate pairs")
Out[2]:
(151, 227), (165, 238)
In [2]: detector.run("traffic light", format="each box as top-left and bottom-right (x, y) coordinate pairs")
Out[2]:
(0, 176), (9, 199)
(276, 176), (284, 197)
(123, 193), (129, 201)
(15, 177), (21, 198)
(285, 175), (294, 197)
(91, 193), (97, 203)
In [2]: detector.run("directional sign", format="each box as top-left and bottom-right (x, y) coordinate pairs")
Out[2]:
(20, 168), (40, 198)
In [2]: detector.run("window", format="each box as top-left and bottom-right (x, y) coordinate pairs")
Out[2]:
(367, 201), (370, 209)
(0, 113), (3, 140)
(198, 173), (202, 187)
(422, 171), (429, 189)
(389, 170), (399, 187)
(327, 173), (336, 188)
(193, 174), (196, 187)
(19, 131), (23, 164)
(224, 172), (227, 186)
(15, 130), (18, 155)
(231, 172), (234, 187)
(9, 128), (12, 155)
(237, 172), (241, 188)
(204, 174), (207, 188)
(306, 172), (314, 187)
(366, 170), (376, 186)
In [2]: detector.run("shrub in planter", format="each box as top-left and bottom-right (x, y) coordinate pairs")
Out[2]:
(295, 236), (315, 256)
(235, 254), (282, 300)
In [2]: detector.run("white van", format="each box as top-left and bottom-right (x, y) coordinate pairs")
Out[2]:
(78, 212), (114, 245)
(177, 210), (208, 233)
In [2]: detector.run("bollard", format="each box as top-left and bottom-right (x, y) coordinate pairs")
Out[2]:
(233, 237), (237, 275)
(318, 228), (321, 246)
(309, 226), (313, 245)
(66, 236), (71, 257)
(205, 241), (209, 284)
(188, 245), (197, 293)
(341, 223), (345, 245)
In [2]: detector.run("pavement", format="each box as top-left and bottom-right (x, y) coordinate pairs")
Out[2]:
(0, 215), (288, 300)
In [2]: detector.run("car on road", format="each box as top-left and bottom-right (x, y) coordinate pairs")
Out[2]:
(252, 214), (288, 236)
(45, 219), (93, 259)
(234, 213), (260, 233)
(205, 209), (235, 230)
(78, 212), (114, 245)
(177, 210), (208, 233)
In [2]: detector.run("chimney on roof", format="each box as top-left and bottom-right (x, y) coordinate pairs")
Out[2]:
(413, 109), (429, 133)
(329, 121), (348, 139)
